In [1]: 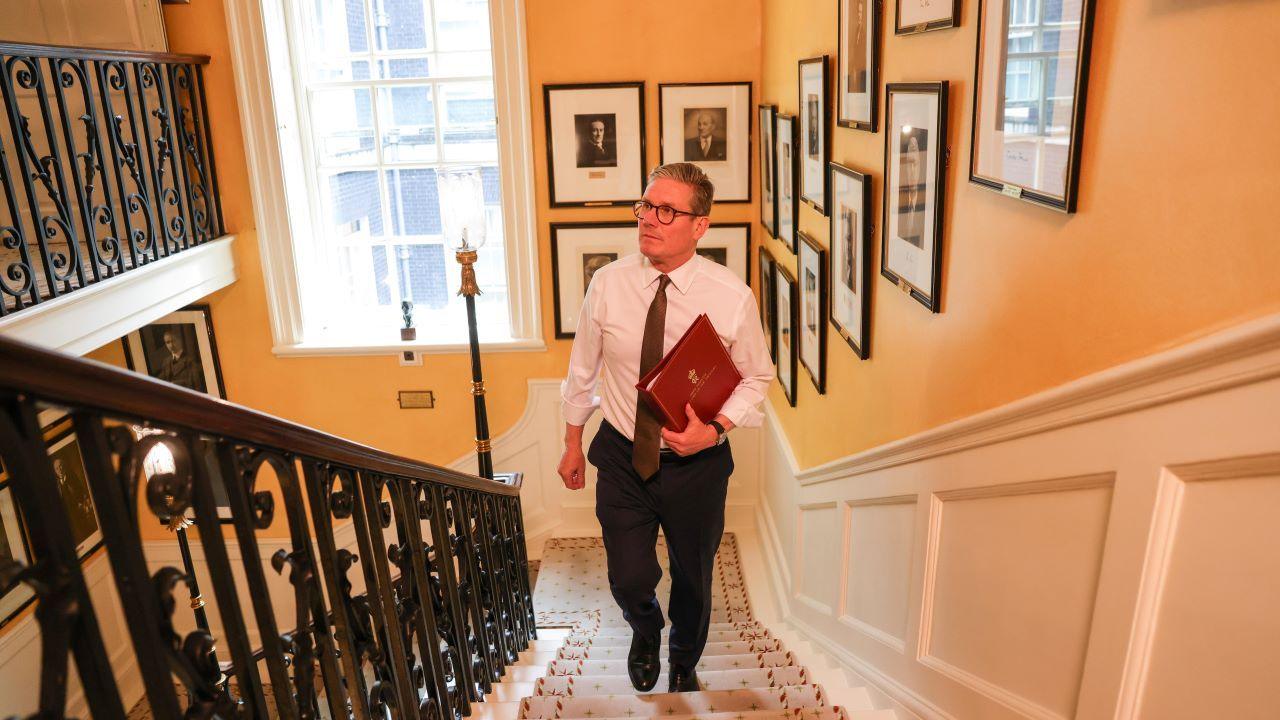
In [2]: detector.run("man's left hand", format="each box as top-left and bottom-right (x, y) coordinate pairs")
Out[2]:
(661, 404), (719, 456)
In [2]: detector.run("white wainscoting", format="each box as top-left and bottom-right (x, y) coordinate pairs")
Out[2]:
(449, 379), (764, 558)
(755, 313), (1280, 720)
(0, 553), (144, 717)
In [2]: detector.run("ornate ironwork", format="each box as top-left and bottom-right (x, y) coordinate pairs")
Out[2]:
(0, 42), (223, 317)
(0, 334), (533, 718)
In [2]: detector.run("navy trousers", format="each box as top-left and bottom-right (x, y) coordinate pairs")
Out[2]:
(588, 420), (733, 668)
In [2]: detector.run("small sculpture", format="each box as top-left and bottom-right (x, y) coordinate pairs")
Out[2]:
(400, 300), (416, 341)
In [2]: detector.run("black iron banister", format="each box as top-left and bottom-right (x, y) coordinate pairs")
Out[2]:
(0, 41), (224, 318)
(0, 334), (536, 719)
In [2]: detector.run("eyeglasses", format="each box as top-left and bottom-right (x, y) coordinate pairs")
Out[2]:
(632, 200), (702, 225)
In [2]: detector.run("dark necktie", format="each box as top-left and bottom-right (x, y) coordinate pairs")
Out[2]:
(632, 274), (671, 479)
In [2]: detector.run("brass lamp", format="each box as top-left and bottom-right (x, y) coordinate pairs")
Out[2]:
(439, 166), (494, 479)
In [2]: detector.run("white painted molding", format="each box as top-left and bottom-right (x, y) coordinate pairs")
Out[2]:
(795, 312), (1280, 485)
(0, 236), (237, 356)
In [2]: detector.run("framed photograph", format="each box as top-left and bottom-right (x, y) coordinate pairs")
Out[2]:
(882, 82), (948, 312)
(124, 305), (227, 398)
(758, 104), (778, 236)
(757, 245), (778, 362)
(797, 233), (828, 394)
(544, 82), (646, 207)
(660, 82), (752, 202)
(838, 0), (880, 131)
(775, 264), (799, 407)
(969, 0), (1096, 212)
(896, 0), (959, 34)
(775, 113), (798, 253)
(40, 417), (102, 562)
(550, 222), (750, 338)
(829, 163), (873, 358)
(798, 56), (830, 215)
(0, 470), (35, 628)
(698, 224), (751, 282)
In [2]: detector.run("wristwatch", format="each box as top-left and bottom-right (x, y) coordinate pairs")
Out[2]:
(708, 419), (727, 444)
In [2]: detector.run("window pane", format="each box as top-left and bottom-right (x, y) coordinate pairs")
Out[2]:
(439, 81), (497, 161)
(385, 168), (441, 237)
(433, 51), (492, 78)
(375, 0), (432, 52)
(434, 0), (491, 52)
(309, 0), (369, 55)
(390, 243), (449, 307)
(325, 170), (386, 238)
(378, 86), (438, 162)
(375, 56), (432, 79)
(312, 88), (376, 164)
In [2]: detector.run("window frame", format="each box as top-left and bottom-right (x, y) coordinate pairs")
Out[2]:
(224, 0), (543, 356)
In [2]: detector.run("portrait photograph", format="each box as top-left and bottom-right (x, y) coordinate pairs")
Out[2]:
(759, 104), (777, 237)
(758, 245), (777, 361)
(798, 56), (830, 215)
(882, 82), (948, 313)
(0, 472), (35, 628)
(660, 82), (752, 202)
(124, 305), (227, 399)
(896, 0), (959, 34)
(838, 0), (880, 130)
(775, 113), (798, 252)
(775, 265), (799, 407)
(545, 82), (646, 207)
(797, 232), (828, 393)
(970, 0), (1097, 212)
(550, 222), (637, 338)
(574, 113), (618, 168)
(683, 107), (728, 162)
(697, 247), (728, 265)
(40, 418), (102, 562)
(830, 162), (873, 358)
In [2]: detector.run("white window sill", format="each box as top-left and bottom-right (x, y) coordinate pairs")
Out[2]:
(271, 336), (547, 357)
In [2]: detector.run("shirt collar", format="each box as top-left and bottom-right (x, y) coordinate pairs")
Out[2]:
(640, 253), (701, 295)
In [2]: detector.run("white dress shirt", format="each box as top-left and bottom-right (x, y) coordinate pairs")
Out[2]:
(561, 252), (775, 442)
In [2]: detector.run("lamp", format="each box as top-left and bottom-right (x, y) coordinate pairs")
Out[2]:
(438, 166), (494, 479)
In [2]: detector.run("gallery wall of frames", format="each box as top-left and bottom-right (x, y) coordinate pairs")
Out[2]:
(755, 0), (1096, 408)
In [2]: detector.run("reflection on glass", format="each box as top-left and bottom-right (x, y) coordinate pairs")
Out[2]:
(312, 88), (376, 164)
(379, 86), (437, 162)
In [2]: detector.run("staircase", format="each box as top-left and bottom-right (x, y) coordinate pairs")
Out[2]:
(470, 535), (898, 720)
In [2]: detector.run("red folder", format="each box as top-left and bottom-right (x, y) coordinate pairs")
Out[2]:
(635, 314), (743, 432)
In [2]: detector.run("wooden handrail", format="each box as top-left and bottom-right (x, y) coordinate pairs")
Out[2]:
(0, 335), (518, 496)
(0, 39), (211, 65)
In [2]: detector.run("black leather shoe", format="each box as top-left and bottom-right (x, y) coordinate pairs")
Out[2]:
(668, 663), (700, 693)
(628, 630), (661, 691)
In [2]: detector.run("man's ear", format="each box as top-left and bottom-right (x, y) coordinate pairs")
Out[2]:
(692, 215), (711, 240)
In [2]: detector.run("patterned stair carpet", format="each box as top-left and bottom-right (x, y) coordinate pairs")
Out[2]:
(523, 534), (857, 720)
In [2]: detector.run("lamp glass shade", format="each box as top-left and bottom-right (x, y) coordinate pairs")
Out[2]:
(438, 166), (487, 252)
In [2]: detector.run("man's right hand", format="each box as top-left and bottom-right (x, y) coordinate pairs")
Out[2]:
(558, 445), (586, 490)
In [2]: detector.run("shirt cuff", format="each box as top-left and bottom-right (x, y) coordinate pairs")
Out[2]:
(718, 399), (763, 429)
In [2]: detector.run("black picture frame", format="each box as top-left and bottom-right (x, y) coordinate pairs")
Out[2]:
(828, 162), (873, 359)
(123, 304), (227, 399)
(40, 416), (103, 562)
(837, 0), (880, 131)
(698, 223), (753, 284)
(797, 232), (828, 394)
(968, 0), (1097, 213)
(881, 82), (948, 313)
(659, 81), (753, 203)
(895, 0), (960, 35)
(775, 264), (799, 408)
(775, 113), (799, 254)
(757, 244), (778, 362)
(0, 469), (35, 629)
(797, 56), (831, 215)
(758, 104), (778, 237)
(549, 222), (636, 339)
(543, 82), (647, 208)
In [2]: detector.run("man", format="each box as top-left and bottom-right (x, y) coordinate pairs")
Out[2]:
(684, 111), (727, 162)
(578, 117), (616, 167)
(153, 329), (205, 392)
(558, 163), (774, 694)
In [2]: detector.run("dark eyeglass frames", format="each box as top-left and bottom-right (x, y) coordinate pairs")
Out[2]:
(632, 200), (704, 225)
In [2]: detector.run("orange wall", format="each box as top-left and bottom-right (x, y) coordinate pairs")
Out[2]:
(761, 0), (1280, 467)
(147, 0), (762, 467)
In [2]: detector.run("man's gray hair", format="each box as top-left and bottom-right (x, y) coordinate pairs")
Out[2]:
(647, 162), (715, 216)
